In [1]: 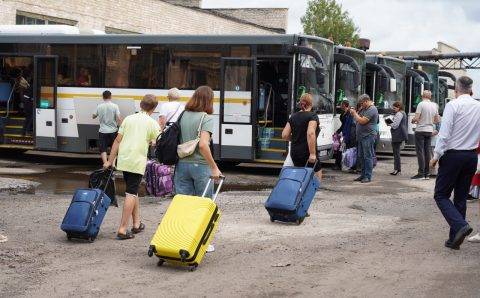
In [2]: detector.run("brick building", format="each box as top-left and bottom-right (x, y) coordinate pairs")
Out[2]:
(0, 0), (288, 34)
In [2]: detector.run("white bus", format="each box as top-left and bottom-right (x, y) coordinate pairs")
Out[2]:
(0, 31), (335, 164)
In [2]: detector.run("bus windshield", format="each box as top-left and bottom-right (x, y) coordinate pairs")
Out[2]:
(376, 58), (405, 113)
(297, 39), (334, 114)
(336, 50), (365, 107)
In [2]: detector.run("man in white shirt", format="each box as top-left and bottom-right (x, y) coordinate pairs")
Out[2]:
(411, 90), (440, 180)
(430, 76), (480, 250)
(158, 88), (184, 130)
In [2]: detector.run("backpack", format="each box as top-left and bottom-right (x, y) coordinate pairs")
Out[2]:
(155, 111), (185, 165)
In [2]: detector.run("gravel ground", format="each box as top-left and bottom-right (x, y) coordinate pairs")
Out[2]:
(1, 155), (479, 297)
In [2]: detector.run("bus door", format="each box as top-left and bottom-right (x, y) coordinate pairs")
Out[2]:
(219, 58), (255, 160)
(34, 56), (58, 150)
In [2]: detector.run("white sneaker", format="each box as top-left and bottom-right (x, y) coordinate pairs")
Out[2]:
(467, 233), (480, 243)
(0, 234), (7, 243)
(206, 244), (215, 253)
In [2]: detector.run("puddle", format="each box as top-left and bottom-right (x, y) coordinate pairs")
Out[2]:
(0, 166), (276, 196)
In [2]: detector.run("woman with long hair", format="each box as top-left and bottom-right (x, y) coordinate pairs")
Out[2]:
(388, 101), (408, 175)
(281, 93), (322, 181)
(174, 85), (222, 197)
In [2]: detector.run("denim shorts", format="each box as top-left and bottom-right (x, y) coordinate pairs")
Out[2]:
(174, 161), (213, 198)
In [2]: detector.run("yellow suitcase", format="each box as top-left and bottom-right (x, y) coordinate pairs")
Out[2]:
(148, 176), (224, 271)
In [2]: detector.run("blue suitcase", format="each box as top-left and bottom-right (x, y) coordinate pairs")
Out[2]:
(61, 169), (114, 242)
(265, 165), (320, 225)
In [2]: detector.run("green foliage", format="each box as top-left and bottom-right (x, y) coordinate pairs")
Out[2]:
(301, 0), (360, 46)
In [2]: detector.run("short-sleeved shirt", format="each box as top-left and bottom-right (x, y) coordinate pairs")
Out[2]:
(159, 101), (184, 123)
(288, 111), (320, 160)
(179, 111), (214, 164)
(356, 105), (379, 139)
(116, 112), (160, 175)
(94, 101), (121, 133)
(415, 100), (438, 133)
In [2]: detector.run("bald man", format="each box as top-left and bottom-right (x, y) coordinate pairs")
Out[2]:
(411, 90), (440, 180)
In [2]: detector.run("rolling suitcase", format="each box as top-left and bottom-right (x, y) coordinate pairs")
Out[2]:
(147, 176), (225, 271)
(265, 163), (320, 225)
(60, 168), (115, 242)
(145, 160), (173, 197)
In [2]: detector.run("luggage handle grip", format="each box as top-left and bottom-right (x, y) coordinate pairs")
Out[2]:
(201, 175), (225, 202)
(305, 160), (318, 169)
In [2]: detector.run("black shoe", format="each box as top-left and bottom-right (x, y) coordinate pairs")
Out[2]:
(466, 194), (479, 202)
(390, 170), (400, 176)
(445, 239), (460, 250)
(411, 174), (424, 180)
(451, 224), (473, 248)
(353, 176), (364, 182)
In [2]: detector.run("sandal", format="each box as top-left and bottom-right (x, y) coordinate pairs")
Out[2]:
(116, 231), (135, 240)
(131, 222), (145, 234)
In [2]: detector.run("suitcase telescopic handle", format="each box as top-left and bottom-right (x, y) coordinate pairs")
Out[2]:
(201, 175), (226, 202)
(305, 160), (318, 169)
(102, 167), (116, 193)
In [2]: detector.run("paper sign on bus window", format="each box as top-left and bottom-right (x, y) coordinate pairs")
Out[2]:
(389, 78), (397, 92)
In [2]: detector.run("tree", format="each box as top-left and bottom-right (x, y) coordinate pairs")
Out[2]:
(301, 0), (360, 46)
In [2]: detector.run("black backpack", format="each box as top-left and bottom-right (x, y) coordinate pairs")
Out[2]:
(155, 111), (185, 165)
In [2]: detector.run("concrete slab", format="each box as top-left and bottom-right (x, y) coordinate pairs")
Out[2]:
(0, 167), (46, 175)
(0, 177), (39, 194)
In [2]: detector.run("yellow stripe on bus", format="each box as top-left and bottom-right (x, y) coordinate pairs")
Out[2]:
(42, 93), (251, 104)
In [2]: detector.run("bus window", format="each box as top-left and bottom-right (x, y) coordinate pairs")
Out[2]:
(167, 46), (221, 90)
(105, 45), (166, 89)
(50, 45), (75, 86)
(230, 46), (251, 57)
(76, 45), (102, 87)
(298, 54), (333, 114)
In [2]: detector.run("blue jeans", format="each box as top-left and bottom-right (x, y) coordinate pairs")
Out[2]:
(174, 161), (213, 198)
(358, 135), (376, 180)
(434, 151), (477, 241)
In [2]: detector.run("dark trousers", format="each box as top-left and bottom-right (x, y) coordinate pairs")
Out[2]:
(392, 141), (402, 171)
(22, 99), (33, 135)
(434, 151), (478, 240)
(415, 132), (432, 176)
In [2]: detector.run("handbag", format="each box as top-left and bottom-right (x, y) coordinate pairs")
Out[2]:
(177, 113), (206, 158)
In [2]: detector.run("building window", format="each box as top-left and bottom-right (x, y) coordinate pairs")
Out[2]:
(16, 11), (77, 26)
(105, 27), (140, 34)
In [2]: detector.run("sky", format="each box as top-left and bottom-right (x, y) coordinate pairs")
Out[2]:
(203, 0), (480, 94)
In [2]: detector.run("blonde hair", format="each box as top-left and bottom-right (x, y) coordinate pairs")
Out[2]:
(299, 93), (313, 110)
(140, 94), (158, 112)
(167, 88), (180, 101)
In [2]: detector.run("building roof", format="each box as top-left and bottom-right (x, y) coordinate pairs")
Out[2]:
(161, 1), (287, 33)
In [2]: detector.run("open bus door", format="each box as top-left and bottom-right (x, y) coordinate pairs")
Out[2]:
(34, 56), (58, 150)
(219, 58), (255, 161)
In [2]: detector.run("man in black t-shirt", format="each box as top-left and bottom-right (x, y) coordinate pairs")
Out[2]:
(282, 93), (322, 181)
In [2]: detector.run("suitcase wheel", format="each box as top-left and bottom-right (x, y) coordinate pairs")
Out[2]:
(148, 245), (155, 257)
(157, 259), (165, 267)
(88, 237), (96, 243)
(296, 217), (305, 225)
(189, 264), (198, 272)
(269, 216), (275, 223)
(66, 234), (72, 241)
